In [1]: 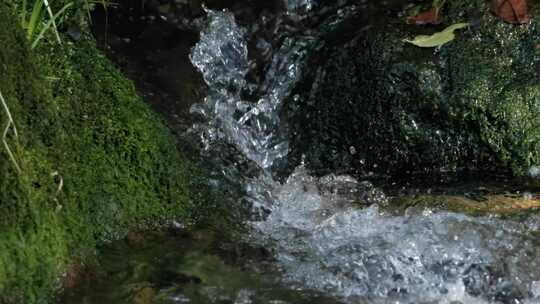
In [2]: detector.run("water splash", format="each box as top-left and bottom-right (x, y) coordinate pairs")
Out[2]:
(190, 9), (311, 170)
(190, 10), (248, 92)
(284, 0), (317, 14)
(252, 168), (540, 303)
(190, 6), (540, 304)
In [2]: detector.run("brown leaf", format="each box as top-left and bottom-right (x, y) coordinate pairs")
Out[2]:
(407, 8), (442, 25)
(491, 0), (530, 24)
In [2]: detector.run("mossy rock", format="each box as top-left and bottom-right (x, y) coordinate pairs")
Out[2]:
(285, 1), (540, 180)
(388, 192), (540, 217)
(0, 4), (205, 303)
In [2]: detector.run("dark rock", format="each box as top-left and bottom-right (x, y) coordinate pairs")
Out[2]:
(285, 0), (540, 180)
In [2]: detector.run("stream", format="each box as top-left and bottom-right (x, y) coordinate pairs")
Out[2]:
(60, 1), (540, 303)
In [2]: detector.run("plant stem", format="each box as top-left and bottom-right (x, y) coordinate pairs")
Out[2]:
(0, 90), (21, 174)
(42, 0), (62, 44)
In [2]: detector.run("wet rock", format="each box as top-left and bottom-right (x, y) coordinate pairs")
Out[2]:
(158, 270), (202, 286)
(132, 286), (156, 304)
(126, 231), (146, 247)
(286, 0), (540, 180)
(388, 188), (540, 216)
(61, 260), (96, 289)
(318, 174), (388, 207)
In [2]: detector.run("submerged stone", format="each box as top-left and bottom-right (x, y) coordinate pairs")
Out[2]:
(286, 1), (540, 180)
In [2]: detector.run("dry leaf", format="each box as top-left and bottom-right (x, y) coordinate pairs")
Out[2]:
(491, 0), (530, 24)
(407, 8), (442, 25)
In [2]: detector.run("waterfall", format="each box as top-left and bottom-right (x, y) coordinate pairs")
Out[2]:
(189, 7), (540, 304)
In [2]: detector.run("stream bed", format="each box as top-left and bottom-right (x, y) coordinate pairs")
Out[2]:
(59, 229), (342, 304)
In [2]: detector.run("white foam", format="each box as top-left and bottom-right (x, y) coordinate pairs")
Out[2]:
(250, 166), (540, 303)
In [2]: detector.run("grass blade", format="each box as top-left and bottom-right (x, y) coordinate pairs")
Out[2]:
(42, 0), (62, 44)
(31, 2), (74, 49)
(27, 0), (44, 40)
(21, 0), (28, 29)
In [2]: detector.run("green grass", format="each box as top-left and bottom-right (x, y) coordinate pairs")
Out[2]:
(9, 0), (115, 48)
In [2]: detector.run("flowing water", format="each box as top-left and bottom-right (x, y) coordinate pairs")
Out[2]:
(187, 4), (540, 304)
(62, 1), (540, 304)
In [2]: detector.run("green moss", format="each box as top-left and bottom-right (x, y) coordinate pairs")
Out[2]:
(441, 14), (540, 175)
(287, 1), (540, 179)
(0, 4), (203, 303)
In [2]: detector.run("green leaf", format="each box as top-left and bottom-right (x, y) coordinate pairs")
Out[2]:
(27, 0), (44, 40)
(403, 22), (470, 48)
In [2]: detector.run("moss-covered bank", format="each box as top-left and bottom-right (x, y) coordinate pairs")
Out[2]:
(0, 4), (203, 303)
